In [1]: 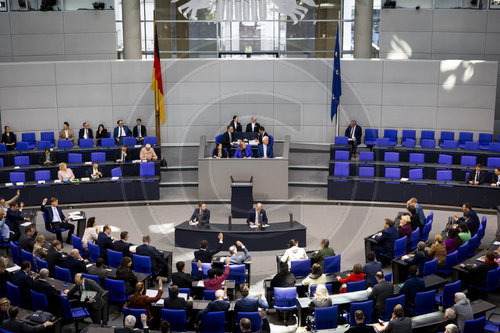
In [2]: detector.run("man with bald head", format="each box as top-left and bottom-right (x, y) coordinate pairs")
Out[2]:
(195, 289), (230, 326)
(64, 248), (88, 279)
(64, 273), (105, 324)
(33, 268), (61, 315)
(246, 117), (260, 133)
(246, 203), (268, 227)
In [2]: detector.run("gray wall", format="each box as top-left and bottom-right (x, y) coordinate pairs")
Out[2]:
(0, 58), (497, 144)
(379, 8), (500, 137)
(0, 11), (116, 62)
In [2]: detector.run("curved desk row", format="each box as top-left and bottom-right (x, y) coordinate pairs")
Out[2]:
(327, 176), (499, 208)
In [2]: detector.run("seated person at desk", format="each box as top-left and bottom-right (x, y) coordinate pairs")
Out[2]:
(363, 251), (382, 286)
(128, 280), (163, 320)
(0, 211), (9, 244)
(97, 224), (115, 259)
(257, 136), (273, 158)
(164, 285), (193, 310)
(204, 257), (230, 290)
(309, 284), (332, 309)
(38, 147), (56, 165)
(64, 249), (88, 279)
(430, 308), (457, 333)
(385, 304), (412, 333)
(398, 215), (412, 242)
(466, 163), (487, 185)
(372, 218), (398, 263)
(368, 271), (394, 319)
(459, 251), (498, 286)
(13, 261), (34, 308)
(6, 201), (29, 241)
(312, 238), (335, 269)
(246, 116), (260, 133)
(453, 292), (473, 332)
(234, 284), (268, 312)
(119, 314), (149, 333)
(345, 310), (376, 333)
(407, 206), (420, 231)
(172, 260), (202, 289)
(399, 265), (424, 306)
(271, 262), (296, 288)
(33, 234), (48, 260)
(246, 203), (268, 227)
(95, 124), (108, 146)
(407, 197), (426, 229)
(46, 240), (65, 277)
(229, 241), (250, 265)
(240, 314), (270, 333)
(57, 162), (75, 181)
(78, 122), (93, 142)
(444, 324), (459, 333)
(63, 273), (105, 324)
(114, 119), (132, 144)
(19, 224), (35, 253)
(230, 115), (242, 133)
(336, 263), (365, 293)
(457, 223), (471, 243)
(115, 145), (131, 163)
(281, 238), (308, 268)
(234, 141), (253, 158)
(189, 202), (210, 226)
(195, 289), (230, 327)
(116, 257), (138, 295)
(82, 217), (99, 251)
(59, 121), (75, 144)
(1, 125), (16, 151)
(1, 306), (53, 332)
(453, 203), (479, 236)
(459, 211), (478, 237)
(136, 234), (168, 278)
(221, 125), (235, 157)
(33, 268), (62, 316)
(445, 228), (463, 254)
(256, 126), (269, 144)
(140, 144), (158, 161)
(87, 258), (109, 281)
(133, 118), (147, 144)
(212, 143), (228, 158)
(403, 241), (428, 276)
(88, 161), (102, 180)
(428, 234), (447, 269)
(113, 231), (134, 257)
(302, 263), (327, 292)
(194, 233), (223, 263)
(344, 120), (362, 158)
(491, 167), (500, 187)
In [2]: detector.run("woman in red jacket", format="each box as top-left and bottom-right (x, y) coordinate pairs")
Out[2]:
(127, 279), (163, 319)
(336, 263), (365, 293)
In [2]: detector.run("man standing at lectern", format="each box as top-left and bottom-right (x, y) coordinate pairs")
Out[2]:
(246, 203), (268, 227)
(189, 202), (210, 226)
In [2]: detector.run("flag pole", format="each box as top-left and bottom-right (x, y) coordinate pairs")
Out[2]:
(153, 10), (161, 143)
(336, 17), (342, 137)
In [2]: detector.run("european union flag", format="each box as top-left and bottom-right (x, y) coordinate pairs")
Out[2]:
(331, 23), (342, 121)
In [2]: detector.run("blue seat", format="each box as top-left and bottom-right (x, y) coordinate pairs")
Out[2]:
(440, 140), (458, 149)
(413, 290), (436, 315)
(421, 139), (436, 148)
(61, 296), (90, 329)
(438, 154), (453, 166)
(463, 141), (479, 150)
(364, 129), (378, 145)
(226, 264), (246, 284)
(474, 267), (500, 292)
(394, 236), (407, 258)
(478, 133), (493, 150)
(421, 130), (435, 141)
(477, 224), (485, 240)
(81, 273), (101, 285)
(487, 157), (500, 168)
(436, 170), (452, 181)
(313, 306), (338, 330)
(144, 136), (158, 146)
(140, 162), (155, 177)
(467, 234), (480, 257)
(383, 294), (405, 321)
(334, 162), (349, 177)
(37, 141), (51, 150)
(481, 216), (487, 229)
(463, 316), (486, 333)
(34, 170), (51, 182)
(31, 290), (49, 312)
(55, 265), (72, 282)
(436, 280), (461, 308)
(40, 132), (55, 147)
(359, 151), (374, 161)
(161, 309), (187, 332)
(191, 262), (211, 279)
(423, 258), (438, 276)
(0, 144), (6, 152)
(489, 142), (500, 152)
(409, 169), (423, 180)
(323, 254), (341, 274)
(409, 153), (424, 163)
(403, 138), (416, 147)
(9, 172), (25, 183)
(402, 130), (416, 146)
(203, 290), (216, 300)
(384, 152), (399, 162)
(7, 282), (21, 306)
(36, 258), (48, 271)
(15, 142), (28, 151)
(105, 278), (127, 302)
(124, 308), (147, 329)
(168, 287), (191, 299)
(335, 136), (348, 145)
(457, 242), (469, 263)
(346, 280), (366, 293)
(236, 312), (262, 333)
(384, 167), (401, 179)
(21, 133), (36, 150)
(384, 129), (398, 146)
(133, 254), (152, 274)
(200, 311), (225, 333)
(215, 134), (223, 145)
(123, 137), (136, 146)
(107, 249), (123, 269)
(438, 251), (458, 276)
(359, 167), (374, 178)
(376, 138), (390, 146)
(91, 152), (106, 162)
(79, 139), (93, 148)
(461, 156), (477, 166)
(43, 212), (68, 238)
(21, 250), (35, 272)
(458, 132), (473, 149)
(87, 242), (101, 262)
(409, 229), (420, 251)
(14, 156), (30, 166)
(273, 287), (297, 310)
(440, 131), (455, 143)
(68, 153), (82, 164)
(335, 150), (350, 161)
(111, 167), (122, 178)
(348, 301), (373, 326)
(0, 158), (3, 168)
(10, 241), (21, 265)
(71, 234), (84, 256)
(310, 284), (333, 297)
(290, 259), (311, 277)
(58, 140), (73, 149)
(101, 138), (115, 147)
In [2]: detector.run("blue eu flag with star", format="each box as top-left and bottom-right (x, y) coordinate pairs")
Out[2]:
(331, 23), (341, 122)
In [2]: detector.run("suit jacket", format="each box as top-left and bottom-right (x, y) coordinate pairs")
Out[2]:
(492, 173), (500, 185)
(133, 125), (147, 138)
(46, 247), (65, 277)
(64, 255), (87, 278)
(362, 261), (382, 286)
(196, 299), (230, 323)
(38, 152), (56, 165)
(78, 128), (94, 140)
(115, 150), (131, 162)
(33, 278), (61, 312)
(194, 242), (223, 263)
(190, 208), (210, 225)
(234, 145), (253, 158)
(345, 125), (362, 145)
(229, 121), (242, 132)
(128, 289), (163, 318)
(113, 240), (132, 258)
(136, 244), (163, 271)
(345, 323), (376, 333)
(221, 131), (233, 151)
(164, 296), (193, 310)
(257, 144), (273, 158)
(270, 271), (296, 288)
(258, 132), (269, 144)
(41, 203), (66, 224)
(368, 280), (393, 313)
(19, 233), (35, 253)
(385, 317), (412, 333)
(116, 266), (137, 295)
(203, 265), (230, 291)
(400, 276), (425, 304)
(212, 148), (228, 158)
(246, 122), (260, 133)
(234, 296), (269, 312)
(97, 232), (114, 255)
(13, 270), (33, 307)
(374, 227), (399, 256)
(466, 170), (487, 184)
(87, 166), (102, 179)
(58, 129), (75, 142)
(246, 208), (268, 225)
(2, 318), (46, 333)
(113, 126), (132, 139)
(67, 278), (105, 310)
(229, 246), (250, 265)
(6, 208), (23, 234)
(171, 270), (202, 289)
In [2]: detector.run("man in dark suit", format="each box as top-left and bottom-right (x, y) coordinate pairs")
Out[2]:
(399, 265), (425, 306)
(453, 203), (480, 236)
(256, 127), (269, 144)
(97, 224), (115, 261)
(246, 203), (268, 227)
(18, 224), (35, 253)
(113, 231), (133, 258)
(46, 240), (65, 277)
(87, 161), (103, 180)
(245, 117), (260, 133)
(113, 120), (132, 145)
(13, 261), (34, 308)
(64, 249), (88, 279)
(372, 218), (399, 263)
(194, 233), (223, 263)
(33, 268), (62, 316)
(385, 304), (412, 333)
(41, 197), (75, 244)
(221, 125), (235, 157)
(1, 306), (53, 332)
(38, 147), (56, 165)
(230, 115), (242, 133)
(257, 136), (273, 158)
(164, 285), (194, 310)
(195, 289), (230, 325)
(491, 167), (500, 187)
(136, 234), (168, 278)
(6, 201), (30, 241)
(234, 284), (268, 313)
(240, 314), (271, 333)
(345, 310), (376, 333)
(78, 122), (94, 143)
(188, 202), (210, 226)
(64, 273), (105, 324)
(466, 164), (487, 185)
(344, 120), (362, 157)
(368, 271), (394, 319)
(116, 313), (150, 333)
(132, 118), (147, 144)
(172, 260), (203, 289)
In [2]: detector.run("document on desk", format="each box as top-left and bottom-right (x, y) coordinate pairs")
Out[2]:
(249, 225), (258, 229)
(129, 246), (137, 253)
(20, 222), (31, 227)
(6, 265), (19, 273)
(155, 299), (164, 306)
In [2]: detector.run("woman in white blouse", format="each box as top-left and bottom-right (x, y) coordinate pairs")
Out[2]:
(82, 217), (99, 251)
(57, 162), (75, 181)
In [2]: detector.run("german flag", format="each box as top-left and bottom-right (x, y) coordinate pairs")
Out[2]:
(151, 21), (165, 124)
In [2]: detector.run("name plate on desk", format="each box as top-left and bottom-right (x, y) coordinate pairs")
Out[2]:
(14, 166), (20, 169)
(5, 183), (13, 187)
(37, 180), (45, 184)
(16, 182), (24, 186)
(111, 177), (119, 181)
(54, 180), (62, 183)
(81, 177), (90, 182)
(133, 160), (141, 163)
(84, 162), (92, 165)
(135, 145), (142, 148)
